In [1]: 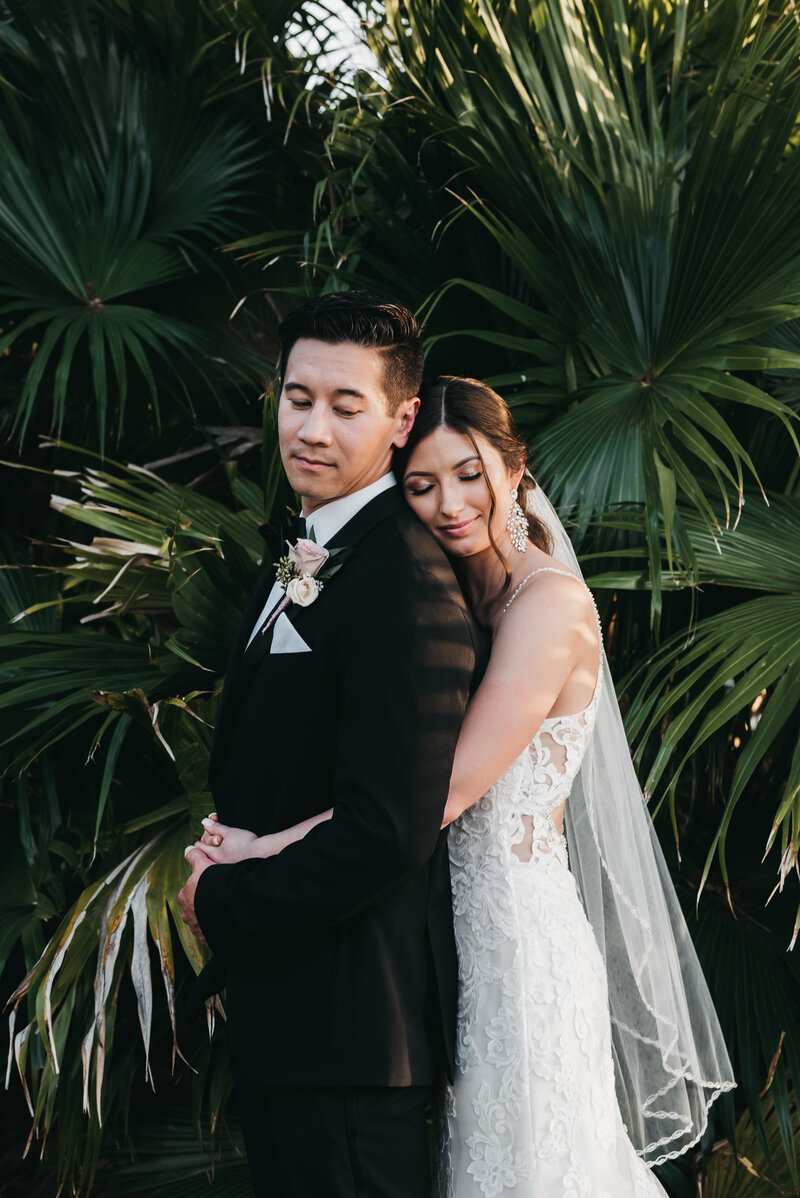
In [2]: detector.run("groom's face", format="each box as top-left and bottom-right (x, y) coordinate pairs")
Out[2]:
(278, 338), (419, 514)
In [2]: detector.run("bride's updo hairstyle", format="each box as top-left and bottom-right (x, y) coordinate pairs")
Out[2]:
(397, 375), (552, 592)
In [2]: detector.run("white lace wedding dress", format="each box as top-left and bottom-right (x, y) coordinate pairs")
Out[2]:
(436, 567), (667, 1198)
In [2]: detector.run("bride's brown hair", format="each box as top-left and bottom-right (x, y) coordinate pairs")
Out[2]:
(396, 375), (552, 595)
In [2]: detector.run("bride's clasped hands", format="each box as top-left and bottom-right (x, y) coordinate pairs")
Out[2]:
(188, 813), (280, 863)
(188, 810), (326, 864)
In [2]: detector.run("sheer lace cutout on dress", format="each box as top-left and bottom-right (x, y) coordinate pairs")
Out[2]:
(502, 567), (603, 867)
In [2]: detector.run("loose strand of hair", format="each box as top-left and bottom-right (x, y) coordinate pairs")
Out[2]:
(462, 427), (513, 601)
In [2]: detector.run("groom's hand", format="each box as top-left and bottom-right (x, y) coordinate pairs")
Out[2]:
(178, 846), (215, 945)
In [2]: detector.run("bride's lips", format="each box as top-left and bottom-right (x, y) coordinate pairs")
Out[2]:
(439, 516), (478, 537)
(293, 454), (335, 472)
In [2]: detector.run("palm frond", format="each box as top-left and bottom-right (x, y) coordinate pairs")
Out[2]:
(0, 2), (272, 448)
(702, 1049), (800, 1195)
(99, 1104), (248, 1198)
(0, 444), (279, 771)
(618, 494), (800, 928)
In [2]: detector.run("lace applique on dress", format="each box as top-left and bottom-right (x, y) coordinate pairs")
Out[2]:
(437, 568), (667, 1198)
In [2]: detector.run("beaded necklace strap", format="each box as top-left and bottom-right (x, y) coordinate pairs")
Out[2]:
(504, 565), (579, 610)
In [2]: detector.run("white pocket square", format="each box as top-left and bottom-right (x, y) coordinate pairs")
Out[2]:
(270, 611), (312, 655)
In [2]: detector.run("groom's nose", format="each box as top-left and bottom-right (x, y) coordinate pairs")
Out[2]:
(299, 403), (334, 446)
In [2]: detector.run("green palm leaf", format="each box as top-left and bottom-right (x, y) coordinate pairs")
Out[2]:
(3, 671), (220, 1188)
(0, 443), (276, 770)
(621, 494), (800, 938)
(99, 1105), (248, 1198)
(426, 0), (800, 620)
(0, 3), (269, 447)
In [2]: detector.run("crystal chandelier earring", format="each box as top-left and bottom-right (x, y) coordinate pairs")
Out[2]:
(507, 489), (528, 553)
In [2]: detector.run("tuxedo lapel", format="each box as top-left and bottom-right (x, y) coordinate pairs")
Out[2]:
(228, 590), (293, 697)
(323, 485), (406, 557)
(211, 565), (278, 751)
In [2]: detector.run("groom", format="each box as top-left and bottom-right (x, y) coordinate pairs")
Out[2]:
(178, 291), (487, 1197)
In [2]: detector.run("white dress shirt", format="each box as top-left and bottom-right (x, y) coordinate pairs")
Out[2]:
(245, 471), (397, 648)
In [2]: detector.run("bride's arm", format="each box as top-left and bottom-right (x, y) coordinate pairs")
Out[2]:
(441, 574), (594, 827)
(192, 808), (333, 865)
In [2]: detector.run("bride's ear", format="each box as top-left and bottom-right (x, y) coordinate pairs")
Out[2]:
(510, 463), (525, 493)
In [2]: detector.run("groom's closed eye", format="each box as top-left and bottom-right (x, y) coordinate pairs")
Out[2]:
(288, 398), (362, 419)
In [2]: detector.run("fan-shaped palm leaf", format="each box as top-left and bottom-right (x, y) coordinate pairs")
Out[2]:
(0, 3), (270, 447)
(98, 1105), (249, 1198)
(620, 494), (800, 941)
(405, 0), (800, 622)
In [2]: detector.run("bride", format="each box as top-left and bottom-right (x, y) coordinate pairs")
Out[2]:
(194, 375), (735, 1196)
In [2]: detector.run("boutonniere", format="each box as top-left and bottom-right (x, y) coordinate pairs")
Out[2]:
(262, 532), (348, 635)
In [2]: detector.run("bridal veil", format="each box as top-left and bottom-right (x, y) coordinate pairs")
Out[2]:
(525, 477), (735, 1164)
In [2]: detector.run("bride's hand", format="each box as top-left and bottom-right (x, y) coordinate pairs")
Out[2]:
(194, 813), (286, 863)
(197, 813), (258, 863)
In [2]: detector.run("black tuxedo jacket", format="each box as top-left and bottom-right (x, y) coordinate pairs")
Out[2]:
(193, 486), (488, 1088)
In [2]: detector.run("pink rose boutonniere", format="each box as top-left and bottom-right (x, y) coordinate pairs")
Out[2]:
(263, 531), (348, 634)
(288, 538), (329, 582)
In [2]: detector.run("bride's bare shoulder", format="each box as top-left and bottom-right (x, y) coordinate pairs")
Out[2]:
(504, 563), (593, 618)
(491, 567), (596, 662)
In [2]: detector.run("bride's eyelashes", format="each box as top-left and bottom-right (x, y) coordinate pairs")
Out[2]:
(406, 472), (483, 497)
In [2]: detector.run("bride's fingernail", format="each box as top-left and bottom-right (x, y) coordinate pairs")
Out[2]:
(201, 818), (214, 829)
(184, 845), (194, 857)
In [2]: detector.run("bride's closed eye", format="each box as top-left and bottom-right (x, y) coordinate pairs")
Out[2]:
(406, 472), (483, 497)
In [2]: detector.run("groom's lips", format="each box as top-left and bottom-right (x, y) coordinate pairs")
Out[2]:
(293, 454), (335, 472)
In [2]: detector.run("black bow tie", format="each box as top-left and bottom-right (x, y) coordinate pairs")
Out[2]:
(258, 516), (308, 561)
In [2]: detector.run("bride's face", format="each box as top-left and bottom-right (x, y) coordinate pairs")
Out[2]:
(402, 425), (521, 558)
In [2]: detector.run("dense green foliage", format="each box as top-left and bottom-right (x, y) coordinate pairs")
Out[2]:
(1, 1), (800, 1195)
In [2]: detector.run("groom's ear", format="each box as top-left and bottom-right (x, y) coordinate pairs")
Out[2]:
(392, 396), (420, 449)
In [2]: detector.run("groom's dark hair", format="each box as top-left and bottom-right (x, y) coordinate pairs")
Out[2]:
(278, 290), (424, 414)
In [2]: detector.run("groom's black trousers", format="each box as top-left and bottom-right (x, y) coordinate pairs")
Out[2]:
(234, 1076), (435, 1198)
